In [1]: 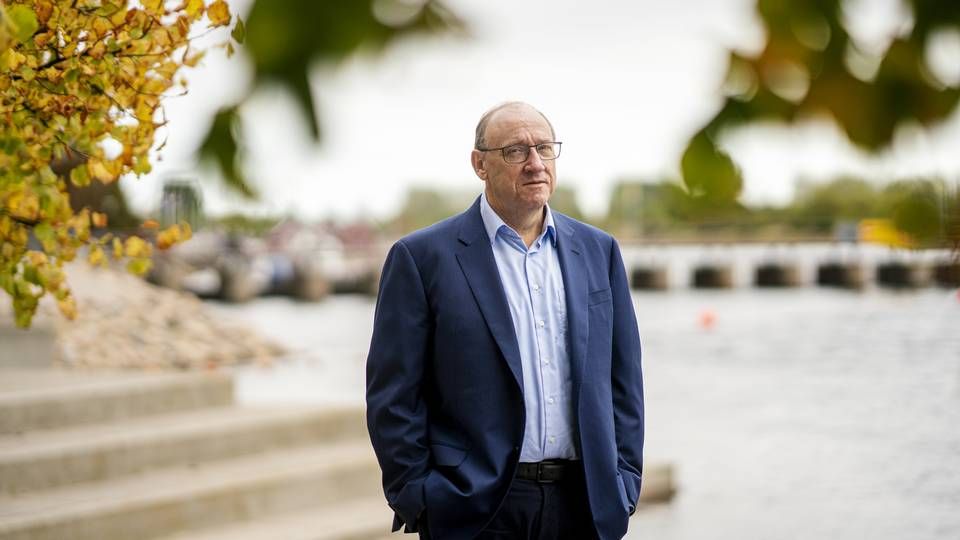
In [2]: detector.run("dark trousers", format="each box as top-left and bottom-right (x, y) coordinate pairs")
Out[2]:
(419, 465), (598, 540)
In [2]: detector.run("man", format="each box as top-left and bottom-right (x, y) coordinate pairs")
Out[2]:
(366, 102), (644, 540)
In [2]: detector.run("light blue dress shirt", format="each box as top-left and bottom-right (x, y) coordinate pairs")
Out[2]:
(479, 193), (578, 461)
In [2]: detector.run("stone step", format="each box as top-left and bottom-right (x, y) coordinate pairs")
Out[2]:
(0, 441), (381, 540)
(639, 462), (676, 504)
(159, 497), (393, 540)
(0, 370), (233, 435)
(0, 405), (366, 495)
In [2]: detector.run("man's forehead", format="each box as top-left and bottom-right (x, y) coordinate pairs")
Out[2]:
(485, 106), (553, 140)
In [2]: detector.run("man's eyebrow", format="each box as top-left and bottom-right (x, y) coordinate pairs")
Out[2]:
(499, 138), (552, 147)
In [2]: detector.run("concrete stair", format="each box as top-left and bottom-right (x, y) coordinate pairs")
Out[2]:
(160, 499), (394, 540)
(0, 370), (234, 435)
(0, 369), (390, 540)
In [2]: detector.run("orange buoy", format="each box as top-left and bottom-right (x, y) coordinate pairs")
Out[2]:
(699, 309), (716, 330)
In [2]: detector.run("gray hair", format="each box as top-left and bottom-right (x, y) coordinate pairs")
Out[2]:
(474, 101), (556, 149)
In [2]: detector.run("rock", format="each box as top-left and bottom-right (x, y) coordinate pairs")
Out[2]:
(2, 262), (286, 371)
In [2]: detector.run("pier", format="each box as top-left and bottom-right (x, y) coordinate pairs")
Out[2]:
(621, 243), (956, 291)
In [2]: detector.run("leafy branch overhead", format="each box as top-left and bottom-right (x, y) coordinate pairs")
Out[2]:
(197, 0), (464, 198)
(0, 0), (238, 327)
(682, 0), (960, 242)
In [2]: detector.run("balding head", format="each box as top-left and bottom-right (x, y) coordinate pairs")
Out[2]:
(474, 101), (555, 150)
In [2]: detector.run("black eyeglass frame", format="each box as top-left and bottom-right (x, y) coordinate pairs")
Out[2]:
(475, 141), (563, 164)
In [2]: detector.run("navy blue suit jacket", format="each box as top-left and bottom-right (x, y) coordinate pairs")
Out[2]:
(366, 198), (644, 540)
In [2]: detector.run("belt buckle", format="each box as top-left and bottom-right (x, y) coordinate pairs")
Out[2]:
(537, 461), (556, 483)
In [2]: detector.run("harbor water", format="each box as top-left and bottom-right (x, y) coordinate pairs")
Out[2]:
(210, 269), (960, 539)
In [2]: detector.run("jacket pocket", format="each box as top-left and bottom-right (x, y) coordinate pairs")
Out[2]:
(588, 287), (612, 306)
(616, 472), (631, 514)
(430, 442), (468, 468)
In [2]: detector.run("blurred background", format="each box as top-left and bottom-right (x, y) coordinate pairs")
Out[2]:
(2, 0), (959, 539)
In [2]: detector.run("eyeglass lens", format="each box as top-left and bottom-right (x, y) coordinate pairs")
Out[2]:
(503, 143), (560, 163)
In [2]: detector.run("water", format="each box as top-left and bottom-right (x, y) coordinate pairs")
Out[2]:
(209, 284), (960, 540)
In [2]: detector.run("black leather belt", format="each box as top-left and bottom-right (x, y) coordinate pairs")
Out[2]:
(515, 460), (581, 483)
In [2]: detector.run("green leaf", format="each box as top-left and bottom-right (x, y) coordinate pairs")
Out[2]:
(127, 258), (153, 276)
(33, 222), (56, 252)
(69, 163), (91, 187)
(22, 263), (40, 286)
(132, 155), (152, 175)
(96, 2), (123, 17)
(231, 16), (245, 44)
(681, 131), (743, 207)
(7, 5), (39, 44)
(0, 271), (12, 295)
(198, 107), (258, 199)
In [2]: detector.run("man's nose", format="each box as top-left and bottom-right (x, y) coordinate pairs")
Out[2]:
(523, 148), (547, 171)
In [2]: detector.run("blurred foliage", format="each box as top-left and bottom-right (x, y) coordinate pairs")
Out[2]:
(387, 185), (584, 235)
(197, 0), (464, 198)
(389, 186), (472, 233)
(788, 176), (881, 231)
(210, 212), (281, 236)
(605, 175), (958, 246)
(606, 178), (750, 238)
(879, 179), (946, 243)
(0, 0), (233, 327)
(790, 177), (954, 245)
(681, 0), (960, 245)
(549, 185), (584, 221)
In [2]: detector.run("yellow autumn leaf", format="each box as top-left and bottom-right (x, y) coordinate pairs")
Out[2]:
(142, 0), (164, 16)
(89, 160), (115, 182)
(57, 294), (77, 320)
(0, 0), (236, 327)
(124, 235), (151, 258)
(207, 0), (231, 27)
(91, 212), (108, 228)
(156, 224), (180, 250)
(185, 0), (204, 18)
(127, 257), (153, 276)
(0, 49), (27, 71)
(27, 251), (47, 266)
(88, 244), (105, 266)
(183, 50), (205, 67)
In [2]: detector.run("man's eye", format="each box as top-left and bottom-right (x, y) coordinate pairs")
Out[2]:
(504, 146), (527, 159)
(537, 144), (556, 158)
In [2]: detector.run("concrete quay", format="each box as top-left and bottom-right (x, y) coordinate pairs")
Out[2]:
(0, 368), (390, 540)
(0, 365), (675, 540)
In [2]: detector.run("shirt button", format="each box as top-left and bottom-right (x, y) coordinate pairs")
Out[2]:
(549, 436), (556, 444)
(537, 320), (545, 328)
(543, 358), (550, 365)
(548, 397), (555, 404)
(533, 284), (541, 292)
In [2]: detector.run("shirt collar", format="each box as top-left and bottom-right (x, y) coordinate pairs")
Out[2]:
(479, 192), (557, 247)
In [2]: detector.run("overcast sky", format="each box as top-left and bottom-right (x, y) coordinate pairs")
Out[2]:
(120, 0), (960, 221)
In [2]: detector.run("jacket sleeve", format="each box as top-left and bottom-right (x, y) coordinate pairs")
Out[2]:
(608, 238), (645, 515)
(365, 240), (432, 532)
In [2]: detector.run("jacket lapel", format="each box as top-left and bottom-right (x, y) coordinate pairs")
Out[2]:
(554, 213), (588, 396)
(455, 200), (524, 391)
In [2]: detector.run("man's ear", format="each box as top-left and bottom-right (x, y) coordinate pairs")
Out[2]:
(471, 149), (486, 180)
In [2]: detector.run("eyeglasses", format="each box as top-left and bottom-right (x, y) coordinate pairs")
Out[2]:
(476, 142), (562, 164)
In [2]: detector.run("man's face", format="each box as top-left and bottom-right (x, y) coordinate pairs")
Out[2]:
(472, 105), (557, 217)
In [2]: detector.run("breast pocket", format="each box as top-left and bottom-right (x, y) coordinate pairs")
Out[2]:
(588, 287), (612, 306)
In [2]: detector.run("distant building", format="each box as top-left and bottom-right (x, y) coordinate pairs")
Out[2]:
(160, 179), (204, 230)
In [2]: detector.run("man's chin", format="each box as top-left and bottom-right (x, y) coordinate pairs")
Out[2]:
(519, 197), (550, 213)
